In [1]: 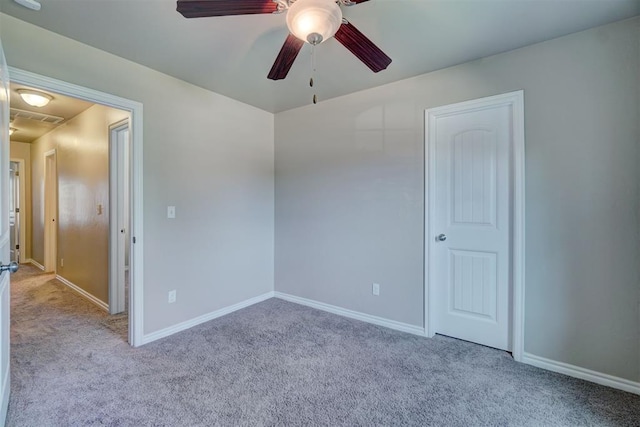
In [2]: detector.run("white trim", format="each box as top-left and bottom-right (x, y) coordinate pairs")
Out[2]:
(9, 67), (145, 347)
(9, 158), (26, 264)
(275, 292), (426, 336)
(142, 292), (275, 345)
(523, 352), (640, 395)
(511, 92), (526, 362)
(0, 353), (8, 426)
(0, 279), (9, 426)
(27, 258), (45, 271)
(56, 275), (109, 312)
(43, 149), (57, 273)
(424, 90), (525, 361)
(108, 119), (129, 315)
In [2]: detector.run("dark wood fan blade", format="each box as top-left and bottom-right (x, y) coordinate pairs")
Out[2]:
(177, 0), (278, 18)
(268, 34), (304, 80)
(347, 0), (371, 4)
(334, 21), (391, 73)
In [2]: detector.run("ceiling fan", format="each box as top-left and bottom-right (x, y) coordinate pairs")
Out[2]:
(176, 0), (392, 80)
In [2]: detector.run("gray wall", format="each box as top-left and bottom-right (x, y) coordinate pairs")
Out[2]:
(1, 13), (275, 334)
(274, 18), (640, 382)
(30, 104), (128, 303)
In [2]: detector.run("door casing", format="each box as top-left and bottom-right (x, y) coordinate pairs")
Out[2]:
(9, 158), (26, 264)
(8, 67), (145, 347)
(424, 90), (525, 361)
(0, 37), (11, 425)
(43, 149), (57, 273)
(109, 119), (129, 315)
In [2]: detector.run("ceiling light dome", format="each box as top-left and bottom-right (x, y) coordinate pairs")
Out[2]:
(17, 89), (52, 107)
(286, 0), (343, 45)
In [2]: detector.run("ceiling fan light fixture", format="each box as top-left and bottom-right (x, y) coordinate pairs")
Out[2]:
(286, 0), (343, 45)
(17, 89), (53, 107)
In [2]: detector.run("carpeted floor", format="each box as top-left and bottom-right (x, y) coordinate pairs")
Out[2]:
(7, 264), (640, 426)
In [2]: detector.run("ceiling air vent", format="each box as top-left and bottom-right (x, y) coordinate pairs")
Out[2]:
(10, 108), (64, 124)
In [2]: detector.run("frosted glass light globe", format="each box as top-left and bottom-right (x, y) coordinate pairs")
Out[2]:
(286, 0), (343, 45)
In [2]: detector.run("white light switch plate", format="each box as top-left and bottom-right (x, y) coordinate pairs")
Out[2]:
(167, 206), (176, 219)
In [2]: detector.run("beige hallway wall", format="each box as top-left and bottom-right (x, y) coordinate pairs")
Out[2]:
(30, 104), (128, 304)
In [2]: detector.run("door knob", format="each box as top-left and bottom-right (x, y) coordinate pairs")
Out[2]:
(436, 234), (447, 242)
(0, 261), (19, 274)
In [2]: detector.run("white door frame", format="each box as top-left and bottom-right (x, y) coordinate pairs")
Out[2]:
(43, 149), (57, 273)
(1, 38), (11, 425)
(9, 158), (25, 264)
(108, 119), (129, 315)
(9, 67), (145, 347)
(424, 90), (525, 361)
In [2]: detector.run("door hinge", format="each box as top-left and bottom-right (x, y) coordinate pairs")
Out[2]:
(15, 208), (19, 213)
(15, 245), (19, 250)
(133, 237), (136, 244)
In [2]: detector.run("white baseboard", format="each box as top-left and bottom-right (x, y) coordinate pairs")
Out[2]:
(274, 292), (426, 336)
(523, 352), (640, 395)
(0, 362), (9, 426)
(26, 259), (45, 271)
(56, 275), (109, 312)
(142, 291), (275, 345)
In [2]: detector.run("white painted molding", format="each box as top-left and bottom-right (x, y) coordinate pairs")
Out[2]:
(275, 292), (426, 336)
(9, 157), (27, 265)
(523, 352), (640, 395)
(0, 276), (8, 424)
(27, 259), (45, 271)
(56, 275), (109, 312)
(142, 291), (275, 345)
(0, 362), (9, 426)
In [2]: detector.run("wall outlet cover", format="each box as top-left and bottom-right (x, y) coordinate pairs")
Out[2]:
(372, 283), (380, 296)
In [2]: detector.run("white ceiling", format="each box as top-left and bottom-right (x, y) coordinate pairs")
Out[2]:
(1, 0), (639, 113)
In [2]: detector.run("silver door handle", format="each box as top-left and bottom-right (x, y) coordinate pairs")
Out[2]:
(436, 234), (447, 242)
(0, 261), (19, 274)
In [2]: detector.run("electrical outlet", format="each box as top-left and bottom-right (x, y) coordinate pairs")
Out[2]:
(60, 258), (64, 267)
(168, 290), (177, 303)
(372, 283), (380, 296)
(97, 204), (103, 215)
(167, 206), (176, 219)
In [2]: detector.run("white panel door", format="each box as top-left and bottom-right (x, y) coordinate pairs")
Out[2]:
(430, 100), (513, 351)
(0, 38), (12, 424)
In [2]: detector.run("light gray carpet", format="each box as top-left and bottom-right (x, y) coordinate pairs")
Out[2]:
(7, 265), (640, 426)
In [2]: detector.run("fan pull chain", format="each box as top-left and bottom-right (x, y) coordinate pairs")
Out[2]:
(310, 45), (317, 104)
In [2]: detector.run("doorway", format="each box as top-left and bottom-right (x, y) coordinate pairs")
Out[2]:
(9, 67), (144, 346)
(425, 91), (525, 360)
(43, 150), (57, 273)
